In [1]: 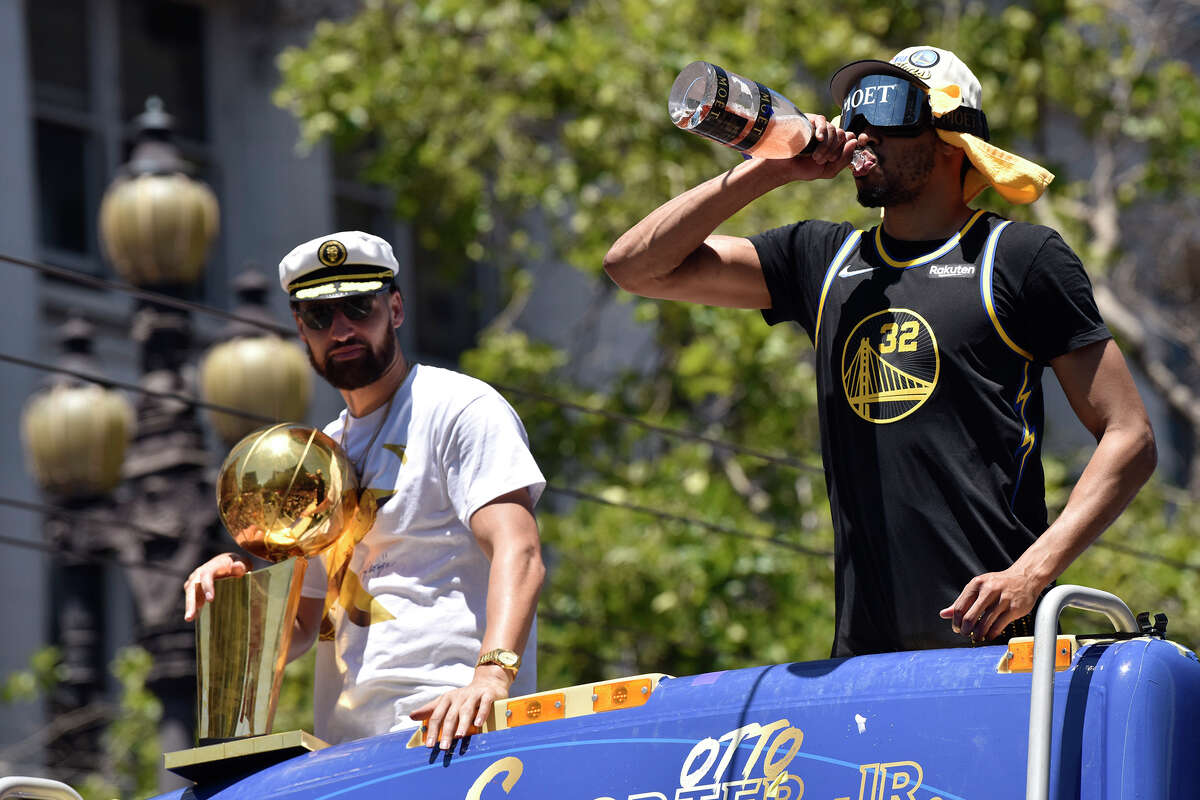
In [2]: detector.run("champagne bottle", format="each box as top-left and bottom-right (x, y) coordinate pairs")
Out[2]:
(669, 61), (817, 159)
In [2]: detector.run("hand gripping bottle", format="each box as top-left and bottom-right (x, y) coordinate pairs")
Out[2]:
(669, 61), (817, 159)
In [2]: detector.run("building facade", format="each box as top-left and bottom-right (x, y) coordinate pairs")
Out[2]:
(0, 0), (464, 778)
(1, 0), (652, 779)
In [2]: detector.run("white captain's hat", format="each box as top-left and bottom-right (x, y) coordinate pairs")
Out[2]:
(279, 231), (399, 301)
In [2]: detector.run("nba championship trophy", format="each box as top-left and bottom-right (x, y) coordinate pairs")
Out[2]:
(166, 423), (374, 782)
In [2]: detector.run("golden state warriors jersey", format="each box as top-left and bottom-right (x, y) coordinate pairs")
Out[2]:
(753, 210), (1109, 655)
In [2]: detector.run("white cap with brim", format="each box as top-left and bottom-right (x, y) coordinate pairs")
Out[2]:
(830, 46), (1054, 204)
(831, 46), (984, 121)
(279, 231), (399, 301)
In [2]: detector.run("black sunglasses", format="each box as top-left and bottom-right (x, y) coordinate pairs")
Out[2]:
(294, 292), (383, 330)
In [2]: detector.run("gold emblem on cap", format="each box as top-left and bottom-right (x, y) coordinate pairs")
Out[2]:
(317, 239), (348, 267)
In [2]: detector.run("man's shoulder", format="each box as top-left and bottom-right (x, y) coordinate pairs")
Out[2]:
(322, 411), (347, 439)
(751, 219), (860, 275)
(411, 364), (504, 411)
(413, 363), (493, 394)
(986, 215), (1067, 253)
(755, 218), (857, 243)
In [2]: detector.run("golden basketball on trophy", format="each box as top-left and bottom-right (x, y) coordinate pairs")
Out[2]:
(216, 422), (371, 561)
(192, 423), (375, 749)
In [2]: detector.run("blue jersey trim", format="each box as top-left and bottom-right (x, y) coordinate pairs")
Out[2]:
(814, 229), (863, 351)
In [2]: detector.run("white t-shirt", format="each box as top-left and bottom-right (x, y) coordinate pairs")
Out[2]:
(300, 363), (545, 744)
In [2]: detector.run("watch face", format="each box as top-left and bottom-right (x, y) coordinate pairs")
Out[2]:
(498, 651), (519, 667)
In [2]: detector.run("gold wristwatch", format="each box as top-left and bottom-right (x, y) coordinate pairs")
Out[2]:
(476, 648), (521, 678)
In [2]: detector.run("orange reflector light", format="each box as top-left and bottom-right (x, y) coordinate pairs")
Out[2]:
(593, 678), (653, 712)
(506, 692), (565, 727)
(1003, 637), (1074, 673)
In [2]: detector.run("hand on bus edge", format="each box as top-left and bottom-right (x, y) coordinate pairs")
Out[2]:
(410, 666), (514, 750)
(939, 564), (1042, 642)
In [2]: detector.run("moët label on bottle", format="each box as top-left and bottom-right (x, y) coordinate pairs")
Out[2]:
(692, 66), (753, 145)
(735, 82), (775, 151)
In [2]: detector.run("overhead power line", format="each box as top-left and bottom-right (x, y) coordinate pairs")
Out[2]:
(0, 252), (294, 337)
(545, 485), (827, 558)
(1091, 539), (1200, 572)
(2, 489), (1198, 585)
(0, 496), (186, 544)
(0, 532), (192, 580)
(494, 382), (822, 473)
(0, 486), (830, 559)
(0, 351), (278, 426)
(3, 493), (1198, 577)
(1, 248), (824, 472)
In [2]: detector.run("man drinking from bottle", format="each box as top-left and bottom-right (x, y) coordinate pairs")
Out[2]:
(604, 46), (1156, 657)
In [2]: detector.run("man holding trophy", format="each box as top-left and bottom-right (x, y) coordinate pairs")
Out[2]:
(184, 231), (546, 752)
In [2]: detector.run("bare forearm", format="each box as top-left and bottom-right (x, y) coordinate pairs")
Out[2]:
(1014, 424), (1156, 585)
(603, 158), (789, 291)
(944, 339), (1156, 642)
(481, 540), (545, 656)
(411, 537), (543, 750)
(287, 596), (323, 662)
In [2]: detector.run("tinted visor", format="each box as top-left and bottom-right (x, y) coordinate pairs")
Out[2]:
(840, 75), (929, 135)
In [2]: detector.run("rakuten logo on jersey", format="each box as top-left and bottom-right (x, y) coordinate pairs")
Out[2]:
(929, 264), (975, 278)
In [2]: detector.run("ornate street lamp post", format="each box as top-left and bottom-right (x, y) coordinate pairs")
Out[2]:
(98, 98), (218, 288)
(20, 318), (134, 779)
(21, 95), (312, 788)
(22, 319), (134, 498)
(98, 97), (222, 771)
(200, 269), (312, 447)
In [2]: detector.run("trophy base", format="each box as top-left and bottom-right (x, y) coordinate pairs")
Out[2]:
(164, 729), (328, 785)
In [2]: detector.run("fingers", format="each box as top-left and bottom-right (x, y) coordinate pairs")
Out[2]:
(414, 687), (499, 750)
(813, 120), (854, 166)
(421, 695), (453, 750)
(182, 569), (214, 622)
(961, 594), (994, 640)
(981, 607), (1019, 642)
(182, 553), (249, 621)
(944, 571), (1039, 642)
(437, 704), (460, 751)
(184, 579), (200, 622)
(941, 582), (974, 636)
(801, 115), (856, 173)
(455, 695), (483, 742)
(940, 577), (990, 640)
(473, 692), (493, 729)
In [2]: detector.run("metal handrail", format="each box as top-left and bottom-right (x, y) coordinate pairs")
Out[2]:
(0, 777), (83, 800)
(1025, 585), (1139, 800)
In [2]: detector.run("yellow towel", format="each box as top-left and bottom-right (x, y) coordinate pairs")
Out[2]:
(928, 86), (1054, 204)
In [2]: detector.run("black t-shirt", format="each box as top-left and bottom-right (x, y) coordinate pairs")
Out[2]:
(751, 210), (1110, 656)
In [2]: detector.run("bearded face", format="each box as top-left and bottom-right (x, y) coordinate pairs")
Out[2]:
(295, 290), (401, 390)
(306, 325), (397, 390)
(854, 129), (938, 209)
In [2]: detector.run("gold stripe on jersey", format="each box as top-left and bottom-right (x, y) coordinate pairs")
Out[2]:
(980, 220), (1036, 361)
(814, 229), (864, 352)
(1012, 360), (1038, 501)
(874, 209), (988, 268)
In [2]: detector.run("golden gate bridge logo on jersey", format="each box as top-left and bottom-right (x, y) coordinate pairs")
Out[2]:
(841, 308), (939, 423)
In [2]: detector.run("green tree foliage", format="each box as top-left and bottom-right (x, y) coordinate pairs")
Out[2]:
(77, 648), (162, 800)
(1, 647), (161, 800)
(0, 645), (61, 703)
(274, 0), (1200, 691)
(274, 648), (316, 733)
(1058, 476), (1200, 640)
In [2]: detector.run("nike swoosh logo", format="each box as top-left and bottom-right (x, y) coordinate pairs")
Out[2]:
(838, 265), (878, 278)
